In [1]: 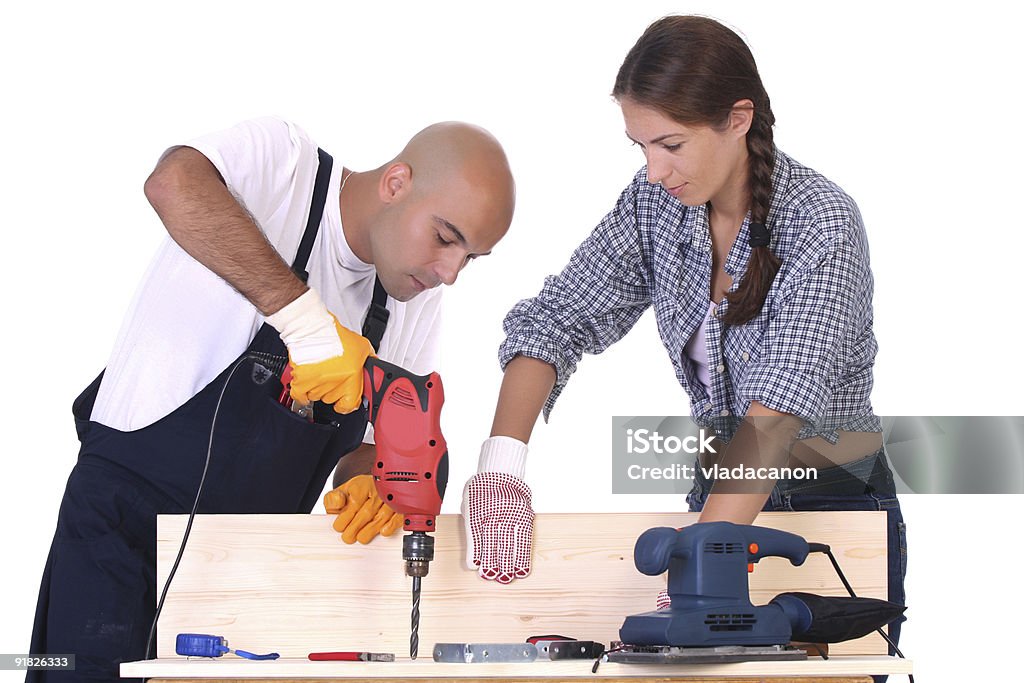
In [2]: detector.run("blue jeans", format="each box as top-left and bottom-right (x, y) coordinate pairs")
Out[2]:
(686, 448), (907, 676)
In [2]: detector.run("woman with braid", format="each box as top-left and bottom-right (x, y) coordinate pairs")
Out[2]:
(460, 14), (906, 655)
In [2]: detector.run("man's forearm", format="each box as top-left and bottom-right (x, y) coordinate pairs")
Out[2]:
(144, 146), (306, 315)
(489, 355), (556, 443)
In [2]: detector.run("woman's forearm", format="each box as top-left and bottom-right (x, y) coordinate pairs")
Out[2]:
(698, 402), (802, 524)
(489, 355), (557, 443)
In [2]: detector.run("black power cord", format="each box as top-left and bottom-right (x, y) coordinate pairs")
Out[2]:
(143, 355), (252, 660)
(591, 644), (626, 673)
(808, 542), (913, 683)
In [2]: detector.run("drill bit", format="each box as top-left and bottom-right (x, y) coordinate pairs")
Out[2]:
(410, 575), (421, 659)
(403, 531), (434, 660)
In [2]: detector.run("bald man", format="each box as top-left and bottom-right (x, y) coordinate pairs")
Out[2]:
(27, 117), (515, 683)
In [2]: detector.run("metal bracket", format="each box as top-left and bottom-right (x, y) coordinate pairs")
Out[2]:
(432, 643), (538, 663)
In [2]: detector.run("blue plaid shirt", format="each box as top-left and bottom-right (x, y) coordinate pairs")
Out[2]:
(500, 150), (879, 441)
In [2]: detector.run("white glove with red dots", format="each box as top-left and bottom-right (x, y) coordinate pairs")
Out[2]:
(461, 436), (534, 584)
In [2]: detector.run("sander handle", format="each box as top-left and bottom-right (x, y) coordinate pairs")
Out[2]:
(741, 524), (810, 566)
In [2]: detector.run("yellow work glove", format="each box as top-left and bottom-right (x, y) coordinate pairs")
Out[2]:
(266, 288), (375, 414)
(323, 474), (404, 544)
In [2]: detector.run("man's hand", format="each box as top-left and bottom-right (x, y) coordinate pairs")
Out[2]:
(266, 288), (375, 414)
(461, 436), (534, 583)
(324, 475), (404, 544)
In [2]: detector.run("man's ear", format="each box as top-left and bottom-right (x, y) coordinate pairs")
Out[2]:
(729, 99), (755, 138)
(379, 162), (413, 204)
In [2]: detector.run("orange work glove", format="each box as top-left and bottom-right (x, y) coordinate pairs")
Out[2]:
(323, 474), (404, 544)
(265, 288), (375, 414)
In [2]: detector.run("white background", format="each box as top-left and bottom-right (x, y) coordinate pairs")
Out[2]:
(1, 1), (1021, 680)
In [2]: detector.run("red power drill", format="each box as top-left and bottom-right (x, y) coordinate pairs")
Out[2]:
(276, 355), (448, 659)
(361, 357), (448, 656)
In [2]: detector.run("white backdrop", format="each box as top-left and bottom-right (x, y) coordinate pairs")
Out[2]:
(1, 1), (1021, 680)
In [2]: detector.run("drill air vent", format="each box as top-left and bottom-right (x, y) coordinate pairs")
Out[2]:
(387, 387), (416, 408)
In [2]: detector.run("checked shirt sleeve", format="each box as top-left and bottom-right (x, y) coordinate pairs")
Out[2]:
(499, 177), (652, 419)
(737, 218), (874, 429)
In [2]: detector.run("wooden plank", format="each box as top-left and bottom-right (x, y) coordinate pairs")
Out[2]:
(125, 655), (910, 679)
(153, 512), (890, 663)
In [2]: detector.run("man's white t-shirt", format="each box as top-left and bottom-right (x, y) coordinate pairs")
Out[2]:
(91, 117), (442, 432)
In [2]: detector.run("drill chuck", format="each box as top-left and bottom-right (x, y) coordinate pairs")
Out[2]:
(403, 531), (435, 576)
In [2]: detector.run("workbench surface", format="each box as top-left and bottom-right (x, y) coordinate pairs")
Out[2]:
(152, 512), (894, 660)
(137, 512), (910, 681)
(123, 654), (912, 679)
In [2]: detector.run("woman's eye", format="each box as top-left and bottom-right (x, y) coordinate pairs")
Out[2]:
(663, 143), (681, 152)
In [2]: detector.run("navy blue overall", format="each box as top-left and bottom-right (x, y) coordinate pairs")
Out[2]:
(28, 149), (375, 682)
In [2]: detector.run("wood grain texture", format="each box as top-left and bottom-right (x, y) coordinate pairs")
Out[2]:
(152, 512), (890, 663)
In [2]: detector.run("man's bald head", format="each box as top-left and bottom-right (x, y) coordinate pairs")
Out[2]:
(360, 122), (516, 301)
(393, 121), (515, 230)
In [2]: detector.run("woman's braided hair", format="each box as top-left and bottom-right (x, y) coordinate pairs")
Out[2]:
(612, 15), (780, 326)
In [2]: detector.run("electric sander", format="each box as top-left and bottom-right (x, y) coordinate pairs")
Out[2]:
(611, 522), (905, 665)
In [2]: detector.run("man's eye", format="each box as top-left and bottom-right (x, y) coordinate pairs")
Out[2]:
(435, 232), (452, 246)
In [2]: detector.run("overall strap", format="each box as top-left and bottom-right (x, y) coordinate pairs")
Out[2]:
(291, 147), (390, 350)
(292, 147), (334, 281)
(361, 275), (390, 350)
